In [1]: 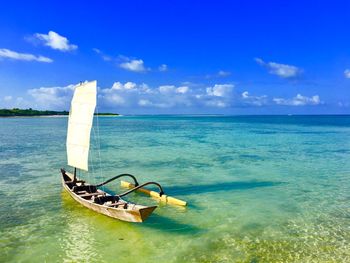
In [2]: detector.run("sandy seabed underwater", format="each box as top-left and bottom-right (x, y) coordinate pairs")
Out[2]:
(0, 115), (349, 262)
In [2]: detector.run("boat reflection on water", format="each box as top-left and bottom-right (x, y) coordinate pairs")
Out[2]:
(59, 191), (149, 262)
(59, 191), (102, 262)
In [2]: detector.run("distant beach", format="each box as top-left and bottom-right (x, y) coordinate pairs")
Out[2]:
(0, 108), (119, 117)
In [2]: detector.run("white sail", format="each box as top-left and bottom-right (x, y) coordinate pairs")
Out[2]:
(66, 81), (97, 171)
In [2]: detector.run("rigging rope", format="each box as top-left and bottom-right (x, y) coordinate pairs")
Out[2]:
(95, 106), (105, 191)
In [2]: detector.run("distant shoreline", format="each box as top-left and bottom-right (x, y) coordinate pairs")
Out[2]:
(0, 108), (119, 117)
(0, 115), (121, 118)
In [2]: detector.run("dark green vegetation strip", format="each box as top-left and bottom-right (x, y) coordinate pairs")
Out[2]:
(0, 108), (118, 117)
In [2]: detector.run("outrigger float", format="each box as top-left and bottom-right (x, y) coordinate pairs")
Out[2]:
(61, 81), (186, 223)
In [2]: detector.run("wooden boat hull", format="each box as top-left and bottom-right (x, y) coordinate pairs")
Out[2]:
(61, 172), (157, 223)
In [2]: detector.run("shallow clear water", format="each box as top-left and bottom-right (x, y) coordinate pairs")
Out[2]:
(0, 115), (349, 262)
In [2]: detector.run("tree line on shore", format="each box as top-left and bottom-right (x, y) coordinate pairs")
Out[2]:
(0, 108), (118, 116)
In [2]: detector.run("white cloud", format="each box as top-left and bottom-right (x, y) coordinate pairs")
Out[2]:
(158, 64), (168, 72)
(124, 82), (137, 90)
(28, 84), (75, 109)
(95, 52), (166, 72)
(176, 86), (189, 94)
(138, 99), (151, 106)
(34, 31), (77, 51)
(0, 48), (53, 63)
(344, 69), (350, 78)
(255, 58), (302, 78)
(101, 82), (174, 107)
(205, 100), (227, 108)
(241, 91), (249, 99)
(16, 97), (24, 103)
(101, 82), (149, 106)
(202, 84), (234, 108)
(205, 70), (231, 79)
(206, 84), (234, 97)
(104, 81), (138, 92)
(338, 101), (350, 107)
(19, 82), (325, 111)
(98, 82), (236, 109)
(100, 84), (324, 110)
(119, 59), (147, 72)
(0, 94), (33, 108)
(105, 94), (126, 105)
(218, 70), (231, 77)
(241, 91), (268, 106)
(137, 99), (172, 108)
(159, 85), (176, 93)
(93, 48), (112, 61)
(3, 96), (12, 101)
(107, 81), (137, 91)
(273, 94), (321, 106)
(110, 82), (124, 91)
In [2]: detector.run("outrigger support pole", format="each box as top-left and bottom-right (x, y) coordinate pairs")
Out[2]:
(118, 181), (165, 197)
(94, 173), (140, 188)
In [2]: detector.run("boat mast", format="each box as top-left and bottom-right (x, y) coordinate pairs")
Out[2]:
(73, 167), (77, 182)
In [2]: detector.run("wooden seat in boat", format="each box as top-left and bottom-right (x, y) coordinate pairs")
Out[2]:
(72, 185), (97, 193)
(105, 202), (128, 209)
(94, 195), (128, 209)
(75, 190), (87, 195)
(79, 192), (105, 198)
(94, 195), (119, 205)
(66, 180), (85, 184)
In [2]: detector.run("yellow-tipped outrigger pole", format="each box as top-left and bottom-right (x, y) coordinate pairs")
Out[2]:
(120, 181), (187, 206)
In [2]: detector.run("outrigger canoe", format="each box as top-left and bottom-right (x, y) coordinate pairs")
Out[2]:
(61, 169), (158, 222)
(60, 81), (186, 223)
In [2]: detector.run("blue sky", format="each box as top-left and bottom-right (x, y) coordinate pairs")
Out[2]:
(0, 1), (349, 114)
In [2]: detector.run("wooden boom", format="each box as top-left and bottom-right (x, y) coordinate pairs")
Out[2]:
(120, 180), (187, 206)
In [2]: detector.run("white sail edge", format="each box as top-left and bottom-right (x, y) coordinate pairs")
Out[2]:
(66, 80), (97, 171)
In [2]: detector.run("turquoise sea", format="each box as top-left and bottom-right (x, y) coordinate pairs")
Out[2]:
(0, 115), (350, 262)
